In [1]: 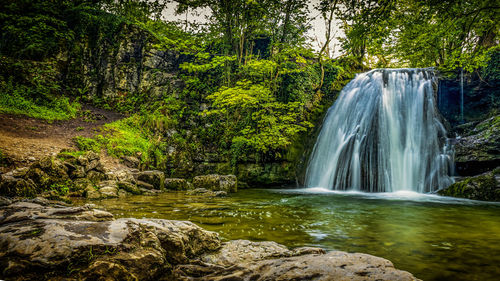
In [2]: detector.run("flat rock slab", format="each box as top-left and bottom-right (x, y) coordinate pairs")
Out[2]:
(0, 198), (420, 281)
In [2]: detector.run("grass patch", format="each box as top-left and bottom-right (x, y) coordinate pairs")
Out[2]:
(57, 150), (87, 159)
(0, 89), (81, 121)
(70, 114), (171, 169)
(73, 136), (102, 153)
(103, 117), (152, 158)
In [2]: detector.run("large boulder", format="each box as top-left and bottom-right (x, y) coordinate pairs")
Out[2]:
(175, 249), (420, 281)
(0, 175), (37, 197)
(438, 168), (500, 201)
(201, 240), (324, 266)
(136, 170), (165, 190)
(98, 180), (120, 198)
(25, 156), (70, 189)
(164, 178), (191, 191)
(0, 200), (220, 280)
(192, 174), (237, 193)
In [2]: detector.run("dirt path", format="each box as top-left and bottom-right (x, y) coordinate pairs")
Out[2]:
(0, 105), (124, 171)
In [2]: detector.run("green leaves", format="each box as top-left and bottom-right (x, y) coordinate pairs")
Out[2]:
(204, 79), (312, 159)
(336, 0), (499, 72)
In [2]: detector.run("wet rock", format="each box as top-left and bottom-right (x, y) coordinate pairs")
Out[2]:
(87, 170), (107, 183)
(138, 187), (161, 196)
(98, 180), (119, 198)
(86, 159), (100, 172)
(73, 178), (93, 190)
(192, 174), (237, 193)
(0, 201), (220, 280)
(107, 169), (137, 184)
(137, 180), (155, 190)
(9, 167), (29, 178)
(438, 168), (500, 201)
(201, 240), (301, 266)
(117, 181), (142, 195)
(164, 178), (191, 190)
(85, 185), (101, 199)
(186, 188), (227, 197)
(70, 165), (86, 179)
(454, 116), (500, 176)
(176, 250), (420, 281)
(0, 175), (37, 197)
(26, 157), (69, 189)
(136, 170), (165, 190)
(0, 196), (12, 206)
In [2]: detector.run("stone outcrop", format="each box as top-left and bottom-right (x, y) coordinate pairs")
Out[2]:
(186, 188), (227, 197)
(0, 199), (420, 281)
(454, 115), (500, 176)
(136, 170), (165, 190)
(78, 24), (184, 99)
(438, 168), (500, 201)
(192, 174), (237, 193)
(164, 178), (192, 190)
(0, 151), (168, 199)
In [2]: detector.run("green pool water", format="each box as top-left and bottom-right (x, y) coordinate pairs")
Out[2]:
(82, 188), (500, 281)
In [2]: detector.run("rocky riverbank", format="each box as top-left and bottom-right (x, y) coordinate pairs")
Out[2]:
(0, 151), (237, 200)
(0, 197), (420, 280)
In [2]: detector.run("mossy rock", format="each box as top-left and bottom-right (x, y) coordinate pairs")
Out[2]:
(0, 176), (37, 197)
(438, 168), (500, 201)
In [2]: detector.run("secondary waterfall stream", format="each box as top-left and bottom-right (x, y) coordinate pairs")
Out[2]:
(305, 69), (454, 192)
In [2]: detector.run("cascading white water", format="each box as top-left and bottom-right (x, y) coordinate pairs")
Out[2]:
(305, 69), (454, 193)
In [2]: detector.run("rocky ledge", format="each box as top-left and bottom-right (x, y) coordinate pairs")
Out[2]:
(454, 115), (500, 176)
(0, 198), (420, 280)
(438, 168), (500, 201)
(0, 151), (237, 200)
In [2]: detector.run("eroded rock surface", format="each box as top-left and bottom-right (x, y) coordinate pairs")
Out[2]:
(454, 116), (500, 176)
(0, 199), (220, 280)
(0, 199), (420, 281)
(192, 174), (237, 193)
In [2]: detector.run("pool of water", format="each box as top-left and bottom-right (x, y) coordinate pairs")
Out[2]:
(80, 188), (500, 281)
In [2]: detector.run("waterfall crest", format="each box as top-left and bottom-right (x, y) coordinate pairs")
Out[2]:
(305, 69), (453, 192)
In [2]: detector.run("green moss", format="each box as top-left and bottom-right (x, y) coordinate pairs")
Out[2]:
(439, 172), (499, 201)
(73, 136), (102, 153)
(58, 150), (87, 159)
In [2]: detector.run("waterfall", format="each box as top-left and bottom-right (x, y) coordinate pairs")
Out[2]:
(305, 69), (454, 193)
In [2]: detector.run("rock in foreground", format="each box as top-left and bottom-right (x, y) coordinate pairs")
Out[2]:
(0, 198), (420, 281)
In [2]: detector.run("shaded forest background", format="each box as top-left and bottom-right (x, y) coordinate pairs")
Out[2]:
(0, 0), (498, 183)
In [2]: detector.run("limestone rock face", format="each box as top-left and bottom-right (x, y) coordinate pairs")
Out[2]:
(192, 174), (237, 193)
(80, 24), (184, 99)
(454, 116), (500, 176)
(0, 199), (220, 280)
(201, 240), (325, 266)
(175, 240), (419, 281)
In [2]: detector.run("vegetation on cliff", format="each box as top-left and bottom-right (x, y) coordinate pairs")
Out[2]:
(0, 0), (498, 182)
